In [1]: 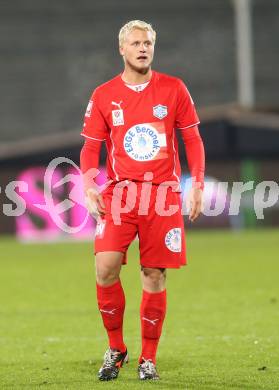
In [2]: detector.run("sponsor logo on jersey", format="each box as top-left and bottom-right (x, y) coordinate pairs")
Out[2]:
(112, 109), (124, 126)
(111, 101), (124, 126)
(153, 104), (168, 120)
(123, 123), (167, 161)
(165, 228), (181, 252)
(85, 100), (93, 117)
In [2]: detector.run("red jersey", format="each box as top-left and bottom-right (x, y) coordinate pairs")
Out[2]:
(81, 71), (200, 184)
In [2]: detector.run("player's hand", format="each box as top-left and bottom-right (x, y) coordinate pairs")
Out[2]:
(187, 187), (203, 222)
(85, 188), (106, 218)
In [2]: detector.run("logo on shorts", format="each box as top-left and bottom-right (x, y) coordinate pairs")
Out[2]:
(95, 220), (106, 238)
(165, 228), (181, 252)
(112, 101), (124, 126)
(153, 104), (168, 120)
(85, 100), (93, 117)
(123, 123), (166, 161)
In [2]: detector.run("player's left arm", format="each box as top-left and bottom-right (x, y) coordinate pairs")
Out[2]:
(180, 125), (205, 222)
(174, 79), (205, 221)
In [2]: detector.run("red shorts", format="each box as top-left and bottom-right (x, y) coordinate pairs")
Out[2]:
(94, 181), (186, 269)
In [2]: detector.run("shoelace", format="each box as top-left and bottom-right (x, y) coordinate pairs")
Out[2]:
(103, 349), (120, 369)
(141, 359), (156, 375)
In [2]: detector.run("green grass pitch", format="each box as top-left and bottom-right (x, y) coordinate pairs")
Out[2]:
(0, 229), (279, 389)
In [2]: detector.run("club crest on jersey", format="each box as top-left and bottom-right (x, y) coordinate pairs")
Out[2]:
(123, 123), (166, 161)
(153, 104), (168, 120)
(165, 228), (181, 253)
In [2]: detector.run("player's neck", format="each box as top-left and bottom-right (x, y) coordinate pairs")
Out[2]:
(121, 67), (152, 85)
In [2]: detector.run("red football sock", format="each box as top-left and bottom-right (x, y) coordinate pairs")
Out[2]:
(139, 289), (167, 364)
(96, 280), (126, 353)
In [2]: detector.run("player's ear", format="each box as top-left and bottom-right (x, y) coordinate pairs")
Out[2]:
(119, 46), (124, 56)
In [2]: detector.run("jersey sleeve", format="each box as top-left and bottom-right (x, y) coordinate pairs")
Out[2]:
(180, 125), (205, 190)
(81, 88), (108, 141)
(175, 79), (200, 130)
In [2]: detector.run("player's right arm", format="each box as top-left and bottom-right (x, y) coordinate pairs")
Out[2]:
(80, 89), (108, 217)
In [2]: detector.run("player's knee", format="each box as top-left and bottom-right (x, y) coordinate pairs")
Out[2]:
(141, 267), (166, 288)
(95, 252), (122, 286)
(96, 264), (120, 286)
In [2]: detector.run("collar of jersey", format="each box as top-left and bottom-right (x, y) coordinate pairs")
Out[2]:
(119, 70), (155, 95)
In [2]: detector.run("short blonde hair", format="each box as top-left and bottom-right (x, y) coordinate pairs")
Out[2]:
(119, 20), (156, 47)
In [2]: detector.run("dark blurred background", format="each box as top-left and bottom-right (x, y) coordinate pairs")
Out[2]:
(0, 0), (278, 239)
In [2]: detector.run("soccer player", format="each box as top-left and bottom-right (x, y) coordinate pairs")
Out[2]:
(80, 20), (205, 381)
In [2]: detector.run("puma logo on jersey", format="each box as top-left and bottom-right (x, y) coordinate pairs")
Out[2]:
(111, 101), (123, 109)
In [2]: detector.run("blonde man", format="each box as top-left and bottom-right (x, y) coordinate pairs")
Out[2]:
(80, 20), (205, 381)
